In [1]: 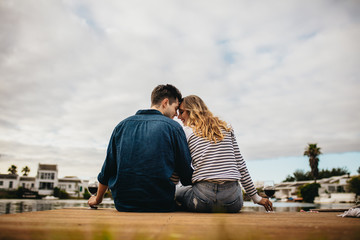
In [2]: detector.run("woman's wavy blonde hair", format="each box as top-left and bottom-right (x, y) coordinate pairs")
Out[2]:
(181, 95), (231, 143)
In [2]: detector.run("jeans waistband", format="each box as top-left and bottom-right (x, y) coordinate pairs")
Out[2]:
(195, 181), (239, 190)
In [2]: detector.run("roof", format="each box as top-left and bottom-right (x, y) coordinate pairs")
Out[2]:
(276, 174), (352, 189)
(58, 176), (81, 183)
(20, 176), (36, 181)
(58, 178), (81, 183)
(38, 164), (58, 171)
(0, 174), (18, 179)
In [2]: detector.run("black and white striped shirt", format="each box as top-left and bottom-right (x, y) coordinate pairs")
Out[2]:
(184, 126), (261, 202)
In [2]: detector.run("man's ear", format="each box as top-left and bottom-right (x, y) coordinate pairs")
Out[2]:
(161, 98), (169, 109)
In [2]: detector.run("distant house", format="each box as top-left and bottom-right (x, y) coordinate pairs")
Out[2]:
(275, 174), (355, 203)
(36, 164), (58, 196)
(19, 176), (36, 190)
(58, 176), (83, 197)
(275, 181), (306, 200)
(0, 164), (88, 197)
(0, 174), (18, 190)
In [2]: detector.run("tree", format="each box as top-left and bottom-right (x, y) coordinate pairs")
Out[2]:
(348, 176), (360, 197)
(283, 167), (349, 182)
(293, 169), (311, 181)
(21, 166), (30, 176)
(7, 165), (17, 175)
(304, 143), (322, 183)
(283, 175), (295, 182)
(318, 167), (348, 179)
(299, 183), (321, 203)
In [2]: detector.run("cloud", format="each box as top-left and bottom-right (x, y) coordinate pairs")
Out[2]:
(0, 0), (359, 179)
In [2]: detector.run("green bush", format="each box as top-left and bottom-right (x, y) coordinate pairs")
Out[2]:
(53, 187), (70, 199)
(0, 189), (18, 199)
(83, 188), (91, 199)
(299, 183), (320, 203)
(349, 176), (360, 196)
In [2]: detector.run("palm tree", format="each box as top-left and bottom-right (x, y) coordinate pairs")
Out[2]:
(304, 143), (322, 183)
(8, 165), (18, 175)
(22, 166), (30, 176)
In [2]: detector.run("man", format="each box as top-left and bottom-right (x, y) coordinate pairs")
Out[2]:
(88, 84), (193, 212)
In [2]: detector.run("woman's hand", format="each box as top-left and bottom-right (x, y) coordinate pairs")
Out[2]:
(257, 197), (273, 212)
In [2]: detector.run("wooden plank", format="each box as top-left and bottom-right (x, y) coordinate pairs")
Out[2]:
(310, 208), (349, 212)
(0, 208), (359, 240)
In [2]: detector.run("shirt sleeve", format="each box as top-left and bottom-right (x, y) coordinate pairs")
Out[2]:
(97, 127), (117, 186)
(232, 130), (258, 198)
(174, 127), (194, 186)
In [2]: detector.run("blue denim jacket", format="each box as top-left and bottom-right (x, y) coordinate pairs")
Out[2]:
(98, 109), (193, 212)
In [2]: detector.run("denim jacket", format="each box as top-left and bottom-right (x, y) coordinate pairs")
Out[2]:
(98, 109), (193, 212)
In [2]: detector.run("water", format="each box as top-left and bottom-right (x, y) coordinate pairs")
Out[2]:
(242, 201), (354, 212)
(0, 199), (114, 215)
(0, 199), (355, 215)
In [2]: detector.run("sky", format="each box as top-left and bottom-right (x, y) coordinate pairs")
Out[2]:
(0, 0), (359, 184)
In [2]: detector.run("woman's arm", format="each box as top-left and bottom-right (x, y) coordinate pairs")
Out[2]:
(232, 131), (273, 211)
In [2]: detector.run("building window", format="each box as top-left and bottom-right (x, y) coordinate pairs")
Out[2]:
(22, 183), (25, 188)
(68, 185), (71, 189)
(0, 181), (3, 186)
(31, 183), (34, 188)
(39, 172), (57, 180)
(328, 186), (336, 193)
(39, 182), (54, 190)
(79, 186), (83, 192)
(9, 181), (13, 189)
(337, 186), (345, 193)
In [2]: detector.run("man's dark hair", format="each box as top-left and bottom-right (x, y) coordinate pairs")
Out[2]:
(151, 84), (182, 106)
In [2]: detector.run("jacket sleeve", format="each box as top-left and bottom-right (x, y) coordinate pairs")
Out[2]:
(174, 127), (193, 186)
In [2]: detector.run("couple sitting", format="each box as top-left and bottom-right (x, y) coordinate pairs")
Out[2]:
(88, 84), (272, 212)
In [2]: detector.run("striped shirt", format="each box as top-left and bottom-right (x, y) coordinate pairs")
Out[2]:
(183, 126), (260, 199)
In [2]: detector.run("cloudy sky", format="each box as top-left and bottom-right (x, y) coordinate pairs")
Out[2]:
(0, 0), (359, 183)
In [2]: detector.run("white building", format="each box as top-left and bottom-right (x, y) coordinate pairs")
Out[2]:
(0, 174), (18, 190)
(19, 176), (36, 190)
(58, 176), (84, 197)
(274, 174), (356, 203)
(275, 181), (308, 200)
(36, 164), (58, 196)
(0, 164), (88, 197)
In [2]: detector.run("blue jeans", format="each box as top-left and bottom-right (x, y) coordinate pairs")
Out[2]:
(175, 181), (243, 213)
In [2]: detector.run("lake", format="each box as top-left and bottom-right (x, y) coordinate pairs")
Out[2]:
(0, 199), (354, 215)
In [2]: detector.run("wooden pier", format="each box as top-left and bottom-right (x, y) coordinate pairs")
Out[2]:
(0, 208), (359, 240)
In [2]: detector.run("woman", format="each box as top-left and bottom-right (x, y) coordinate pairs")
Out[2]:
(176, 95), (272, 213)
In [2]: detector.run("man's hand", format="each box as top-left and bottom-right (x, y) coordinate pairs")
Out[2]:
(88, 195), (101, 208)
(87, 182), (108, 208)
(257, 197), (273, 212)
